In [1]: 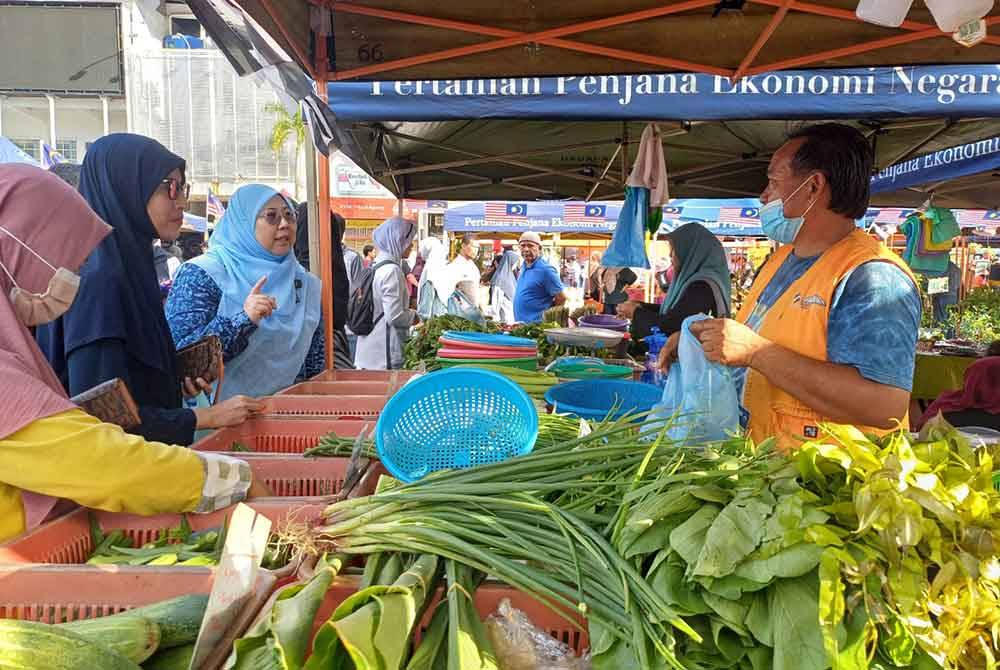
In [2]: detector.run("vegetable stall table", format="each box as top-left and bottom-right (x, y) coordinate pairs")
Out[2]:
(912, 352), (977, 403)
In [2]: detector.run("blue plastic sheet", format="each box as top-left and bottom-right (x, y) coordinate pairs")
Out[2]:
(645, 314), (740, 443)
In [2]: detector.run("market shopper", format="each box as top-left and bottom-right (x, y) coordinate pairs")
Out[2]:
(915, 340), (1000, 431)
(291, 203), (353, 369)
(513, 231), (566, 323)
(355, 216), (417, 370)
(36, 134), (261, 446)
(166, 185), (325, 397)
(597, 266), (637, 315)
(490, 248), (521, 324)
(416, 236), (450, 321)
(660, 123), (921, 450)
(0, 165), (265, 543)
(616, 223), (731, 340)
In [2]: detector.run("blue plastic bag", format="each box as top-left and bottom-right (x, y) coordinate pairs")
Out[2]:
(644, 314), (740, 443)
(602, 186), (651, 269)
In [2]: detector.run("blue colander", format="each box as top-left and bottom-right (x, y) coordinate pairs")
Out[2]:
(375, 368), (538, 482)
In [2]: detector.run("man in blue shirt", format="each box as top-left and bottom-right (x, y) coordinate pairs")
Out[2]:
(513, 231), (566, 323)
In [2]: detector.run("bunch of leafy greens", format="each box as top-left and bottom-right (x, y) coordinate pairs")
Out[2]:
(946, 287), (1000, 344)
(314, 417), (999, 670)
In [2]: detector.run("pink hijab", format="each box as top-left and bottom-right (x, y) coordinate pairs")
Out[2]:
(0, 165), (110, 528)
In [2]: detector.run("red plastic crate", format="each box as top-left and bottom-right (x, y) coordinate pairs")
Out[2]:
(245, 454), (376, 498)
(253, 576), (587, 658)
(261, 394), (388, 419)
(278, 381), (393, 396)
(0, 500), (326, 566)
(192, 418), (372, 454)
(309, 369), (417, 383)
(0, 566), (275, 670)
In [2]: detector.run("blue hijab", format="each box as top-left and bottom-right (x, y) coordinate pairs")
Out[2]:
(37, 133), (184, 376)
(660, 223), (732, 317)
(190, 184), (320, 398)
(492, 249), (520, 299)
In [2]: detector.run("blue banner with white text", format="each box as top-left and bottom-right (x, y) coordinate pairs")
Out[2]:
(327, 65), (1000, 122)
(870, 136), (1000, 193)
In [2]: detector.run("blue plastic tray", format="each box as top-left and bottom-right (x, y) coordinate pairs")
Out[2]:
(441, 331), (536, 349)
(544, 379), (661, 421)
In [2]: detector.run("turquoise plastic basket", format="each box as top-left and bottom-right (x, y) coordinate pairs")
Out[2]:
(375, 368), (539, 483)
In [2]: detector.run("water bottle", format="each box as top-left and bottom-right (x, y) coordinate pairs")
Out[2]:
(856, 0), (913, 27)
(925, 0), (993, 33)
(641, 327), (668, 388)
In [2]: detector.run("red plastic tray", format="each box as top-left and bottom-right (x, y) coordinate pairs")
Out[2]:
(192, 418), (372, 454)
(261, 395), (388, 419)
(0, 500), (327, 566)
(277, 381), (393, 396)
(245, 454), (376, 498)
(0, 566), (275, 670)
(309, 369), (417, 383)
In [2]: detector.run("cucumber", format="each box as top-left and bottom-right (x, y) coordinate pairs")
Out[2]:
(141, 643), (194, 669)
(0, 619), (142, 670)
(58, 615), (160, 663)
(126, 594), (208, 649)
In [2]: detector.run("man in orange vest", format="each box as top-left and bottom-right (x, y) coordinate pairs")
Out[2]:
(660, 124), (921, 450)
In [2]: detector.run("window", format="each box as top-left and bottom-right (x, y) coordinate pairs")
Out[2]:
(170, 16), (203, 39)
(55, 139), (77, 162)
(11, 138), (39, 160)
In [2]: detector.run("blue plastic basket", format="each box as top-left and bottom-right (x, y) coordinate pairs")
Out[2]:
(375, 368), (539, 483)
(544, 379), (662, 421)
(441, 331), (536, 349)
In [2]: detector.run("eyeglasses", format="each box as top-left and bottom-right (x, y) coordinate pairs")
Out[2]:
(258, 208), (298, 226)
(160, 178), (190, 201)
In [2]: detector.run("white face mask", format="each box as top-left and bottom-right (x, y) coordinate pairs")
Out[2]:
(0, 227), (81, 326)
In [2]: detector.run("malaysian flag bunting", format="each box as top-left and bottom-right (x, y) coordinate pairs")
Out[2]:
(41, 143), (65, 170)
(872, 208), (912, 225)
(716, 207), (759, 226)
(484, 202), (528, 222)
(207, 192), (226, 220)
(564, 203), (607, 221)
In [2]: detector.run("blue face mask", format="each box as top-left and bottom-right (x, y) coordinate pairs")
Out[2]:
(759, 177), (816, 244)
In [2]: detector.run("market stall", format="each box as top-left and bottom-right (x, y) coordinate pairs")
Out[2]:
(5, 3), (1000, 669)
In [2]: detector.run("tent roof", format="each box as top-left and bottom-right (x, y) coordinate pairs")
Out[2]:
(238, 1), (1000, 82)
(343, 116), (1000, 208)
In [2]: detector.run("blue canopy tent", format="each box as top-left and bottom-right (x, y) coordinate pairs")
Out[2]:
(0, 137), (38, 166)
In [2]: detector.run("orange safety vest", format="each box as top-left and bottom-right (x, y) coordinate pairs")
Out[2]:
(736, 229), (917, 451)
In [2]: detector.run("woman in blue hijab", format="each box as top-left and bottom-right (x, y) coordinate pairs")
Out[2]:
(166, 184), (324, 399)
(490, 248), (520, 324)
(616, 223), (732, 340)
(36, 134), (263, 446)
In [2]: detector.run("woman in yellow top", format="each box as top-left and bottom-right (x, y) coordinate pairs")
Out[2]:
(0, 164), (265, 543)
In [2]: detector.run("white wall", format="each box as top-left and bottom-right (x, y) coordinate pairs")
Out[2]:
(0, 96), (127, 161)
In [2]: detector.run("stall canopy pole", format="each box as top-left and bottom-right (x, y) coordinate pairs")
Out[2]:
(316, 41), (334, 370)
(732, 0), (794, 81)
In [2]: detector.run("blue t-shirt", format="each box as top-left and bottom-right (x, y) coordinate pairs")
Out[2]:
(735, 254), (921, 401)
(514, 258), (564, 323)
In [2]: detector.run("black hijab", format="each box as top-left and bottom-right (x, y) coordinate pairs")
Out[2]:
(294, 203), (349, 330)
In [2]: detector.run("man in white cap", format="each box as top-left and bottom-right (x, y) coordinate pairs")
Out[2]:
(513, 231), (565, 323)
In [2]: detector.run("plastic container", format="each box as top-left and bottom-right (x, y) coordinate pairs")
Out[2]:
(0, 500), (326, 565)
(641, 327), (668, 388)
(278, 381), (393, 396)
(855, 0), (913, 27)
(578, 314), (629, 332)
(261, 395), (388, 419)
(309, 369), (418, 383)
(545, 326), (626, 349)
(437, 355), (539, 371)
(925, 0), (993, 32)
(441, 331), (536, 348)
(545, 379), (662, 421)
(0, 566), (275, 670)
(192, 418), (372, 454)
(376, 368), (538, 483)
(248, 576), (588, 658)
(244, 454), (377, 498)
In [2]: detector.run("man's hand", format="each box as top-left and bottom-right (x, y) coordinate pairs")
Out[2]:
(689, 318), (770, 368)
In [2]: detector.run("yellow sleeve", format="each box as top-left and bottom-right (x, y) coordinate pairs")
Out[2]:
(0, 409), (248, 525)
